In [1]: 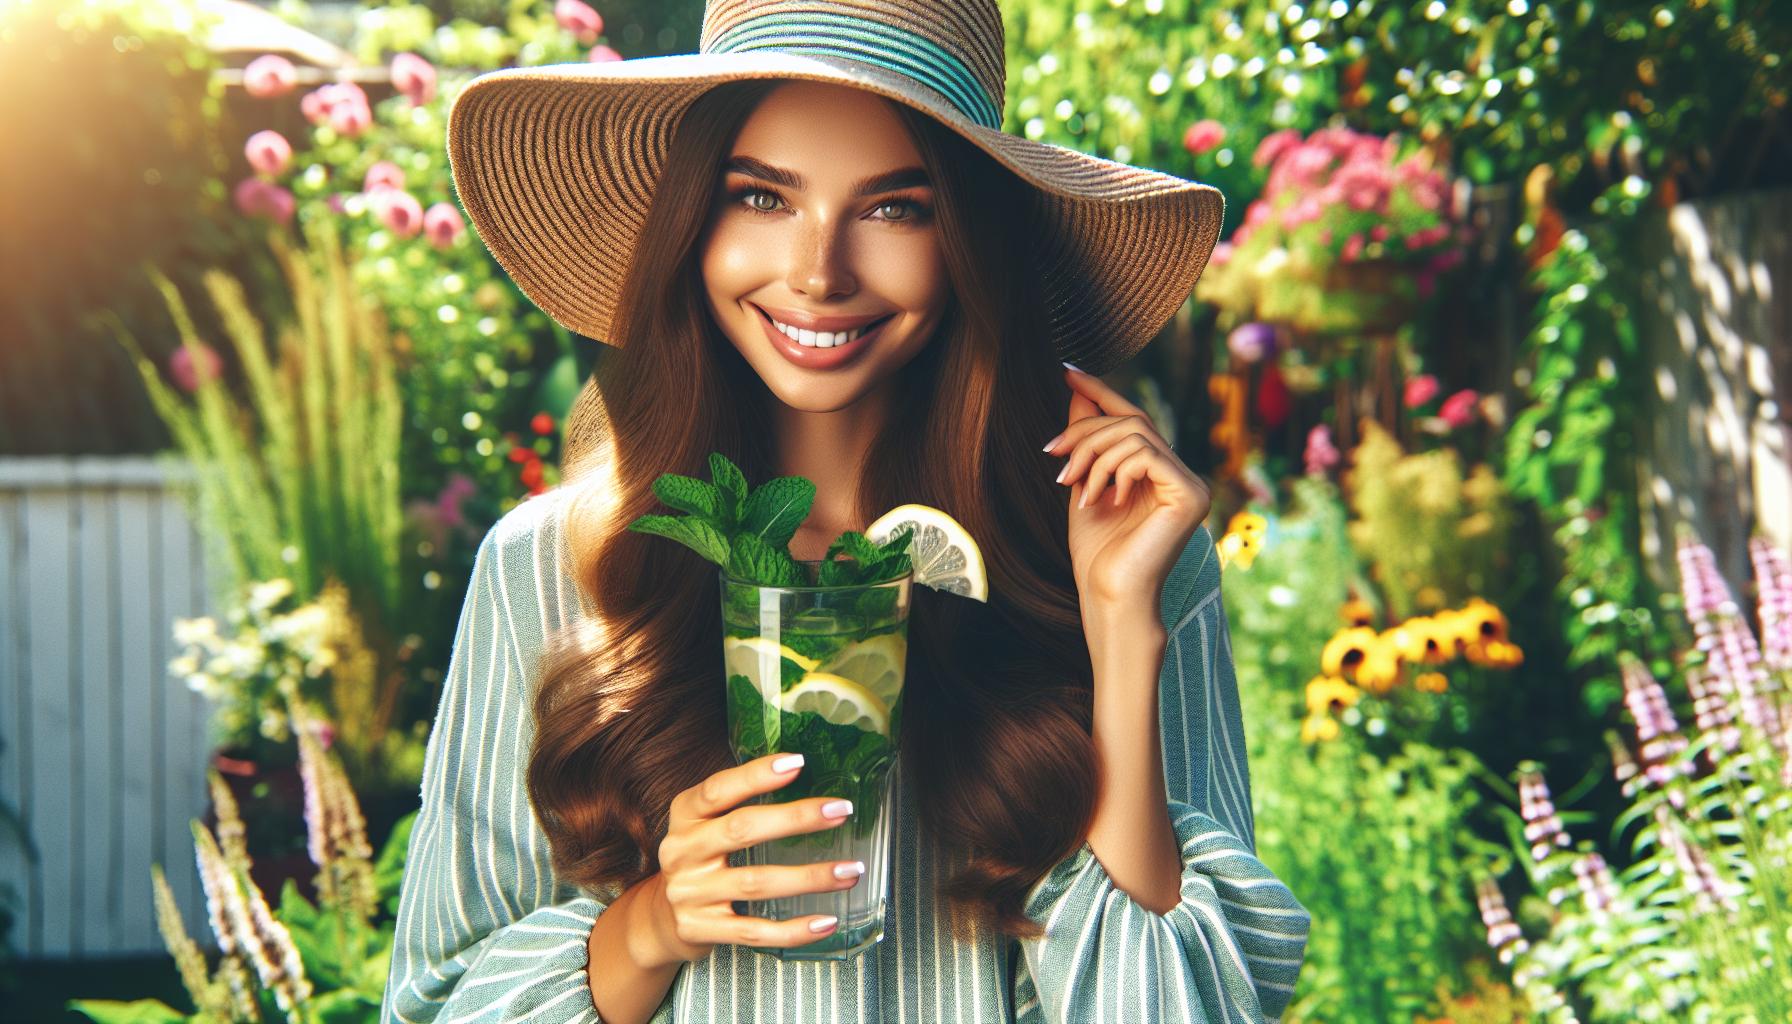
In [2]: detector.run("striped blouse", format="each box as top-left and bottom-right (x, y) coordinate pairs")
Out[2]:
(383, 487), (1309, 1024)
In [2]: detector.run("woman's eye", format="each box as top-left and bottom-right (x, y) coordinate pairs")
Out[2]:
(743, 189), (781, 213)
(875, 200), (919, 222)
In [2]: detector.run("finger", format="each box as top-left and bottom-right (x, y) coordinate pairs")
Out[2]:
(680, 908), (840, 948)
(1080, 434), (1154, 509)
(695, 859), (865, 907)
(1066, 386), (1101, 430)
(1064, 365), (1149, 420)
(1058, 415), (1166, 490)
(1044, 413), (1118, 455)
(1112, 449), (1158, 507)
(670, 753), (806, 832)
(699, 796), (852, 858)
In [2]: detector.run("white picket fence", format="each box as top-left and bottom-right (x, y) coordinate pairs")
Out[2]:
(0, 456), (217, 959)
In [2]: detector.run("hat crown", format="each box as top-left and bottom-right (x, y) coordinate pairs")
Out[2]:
(699, 0), (1007, 130)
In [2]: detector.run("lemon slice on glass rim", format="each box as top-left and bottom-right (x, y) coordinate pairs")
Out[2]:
(784, 673), (890, 735)
(865, 503), (988, 602)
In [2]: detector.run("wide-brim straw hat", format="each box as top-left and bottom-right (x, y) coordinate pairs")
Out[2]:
(445, 0), (1226, 377)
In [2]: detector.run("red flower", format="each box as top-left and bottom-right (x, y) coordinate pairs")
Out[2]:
(1255, 364), (1292, 430)
(1439, 389), (1480, 428)
(508, 446), (534, 464)
(169, 343), (223, 393)
(532, 412), (556, 435)
(520, 460), (545, 489)
(1182, 119), (1226, 155)
(1403, 374), (1440, 409)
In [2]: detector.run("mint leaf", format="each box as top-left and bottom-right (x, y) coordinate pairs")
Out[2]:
(651, 474), (723, 523)
(817, 558), (866, 588)
(740, 476), (815, 550)
(626, 513), (730, 566)
(709, 452), (748, 529)
(727, 532), (806, 587)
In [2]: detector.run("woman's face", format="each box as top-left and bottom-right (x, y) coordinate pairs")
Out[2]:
(700, 80), (950, 412)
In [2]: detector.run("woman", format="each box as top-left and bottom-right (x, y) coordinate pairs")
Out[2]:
(385, 3), (1309, 1023)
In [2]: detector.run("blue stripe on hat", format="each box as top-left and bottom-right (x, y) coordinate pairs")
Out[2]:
(707, 11), (1002, 130)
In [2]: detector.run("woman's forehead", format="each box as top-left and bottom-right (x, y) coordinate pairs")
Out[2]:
(728, 80), (925, 174)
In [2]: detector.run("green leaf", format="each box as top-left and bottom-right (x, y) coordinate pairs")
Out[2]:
(726, 532), (805, 587)
(709, 452), (748, 529)
(627, 513), (730, 566)
(308, 989), (381, 1024)
(652, 474), (723, 523)
(375, 812), (416, 913)
(67, 1000), (189, 1024)
(740, 476), (815, 550)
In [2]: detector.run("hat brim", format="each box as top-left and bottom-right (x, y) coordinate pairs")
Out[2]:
(446, 51), (1225, 375)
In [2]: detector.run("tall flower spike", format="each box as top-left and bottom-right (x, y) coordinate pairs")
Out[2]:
(1619, 655), (1691, 797)
(1518, 767), (1572, 861)
(1571, 851), (1618, 920)
(208, 770), (252, 875)
(1605, 729), (1640, 795)
(242, 863), (313, 1016)
(1752, 534), (1792, 674)
(1685, 663), (1741, 764)
(153, 864), (229, 1020)
(193, 821), (244, 958)
(1678, 532), (1780, 742)
(1653, 805), (1738, 914)
(1476, 877), (1528, 963)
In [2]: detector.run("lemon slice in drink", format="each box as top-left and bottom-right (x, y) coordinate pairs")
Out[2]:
(724, 636), (819, 705)
(865, 504), (988, 602)
(784, 673), (890, 735)
(818, 633), (907, 708)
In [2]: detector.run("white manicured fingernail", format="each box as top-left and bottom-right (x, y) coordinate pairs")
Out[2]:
(834, 861), (865, 880)
(772, 754), (804, 774)
(1055, 463), (1069, 484)
(809, 915), (839, 933)
(821, 799), (853, 819)
(1062, 361), (1083, 374)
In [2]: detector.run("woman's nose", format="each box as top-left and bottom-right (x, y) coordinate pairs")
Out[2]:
(786, 216), (857, 301)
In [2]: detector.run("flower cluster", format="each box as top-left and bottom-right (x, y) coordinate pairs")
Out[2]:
(170, 577), (373, 757)
(1196, 126), (1472, 332)
(1216, 509), (1267, 570)
(1301, 597), (1523, 742)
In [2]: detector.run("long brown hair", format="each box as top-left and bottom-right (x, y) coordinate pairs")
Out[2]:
(530, 79), (1097, 940)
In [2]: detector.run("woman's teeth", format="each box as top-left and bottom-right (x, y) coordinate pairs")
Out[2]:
(769, 316), (877, 348)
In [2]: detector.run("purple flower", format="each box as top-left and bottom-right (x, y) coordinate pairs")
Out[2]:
(1620, 655), (1691, 798)
(1226, 322), (1277, 365)
(1686, 664), (1742, 764)
(1654, 805), (1737, 913)
(1518, 768), (1572, 862)
(1573, 852), (1618, 919)
(1678, 532), (1780, 741)
(1750, 535), (1792, 674)
(1476, 878), (1527, 963)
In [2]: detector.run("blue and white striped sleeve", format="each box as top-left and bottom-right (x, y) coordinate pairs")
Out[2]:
(383, 503), (618, 1024)
(1014, 525), (1310, 1023)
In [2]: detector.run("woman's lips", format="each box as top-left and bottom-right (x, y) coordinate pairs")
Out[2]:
(755, 305), (893, 370)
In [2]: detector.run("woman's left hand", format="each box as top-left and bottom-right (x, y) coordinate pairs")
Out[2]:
(1045, 365), (1212, 614)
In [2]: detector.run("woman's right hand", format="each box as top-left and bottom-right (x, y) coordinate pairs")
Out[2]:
(643, 752), (865, 964)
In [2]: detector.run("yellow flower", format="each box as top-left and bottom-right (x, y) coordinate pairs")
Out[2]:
(1415, 671), (1450, 693)
(1305, 675), (1363, 716)
(1217, 529), (1261, 570)
(1359, 634), (1406, 694)
(1321, 626), (1381, 681)
(1471, 639), (1525, 669)
(1388, 616), (1452, 665)
(1428, 608), (1471, 658)
(1461, 597), (1510, 645)
(1226, 510), (1268, 538)
(1301, 713), (1341, 743)
(1340, 598), (1375, 629)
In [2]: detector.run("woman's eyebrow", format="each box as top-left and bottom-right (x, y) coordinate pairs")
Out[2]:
(723, 155), (931, 195)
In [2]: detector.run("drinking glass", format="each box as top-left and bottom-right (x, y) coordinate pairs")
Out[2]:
(718, 559), (912, 960)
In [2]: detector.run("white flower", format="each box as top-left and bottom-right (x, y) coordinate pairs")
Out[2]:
(173, 616), (220, 646)
(247, 579), (294, 616)
(169, 652), (201, 676)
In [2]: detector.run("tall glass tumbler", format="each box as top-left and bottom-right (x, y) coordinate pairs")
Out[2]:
(718, 559), (912, 961)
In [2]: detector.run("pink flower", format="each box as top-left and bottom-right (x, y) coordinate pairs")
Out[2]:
(390, 52), (436, 106)
(305, 82), (372, 137)
(1303, 424), (1341, 477)
(328, 97), (371, 137)
(169, 343), (223, 393)
(232, 178), (295, 225)
(1332, 160), (1392, 213)
(1403, 374), (1439, 409)
(244, 130), (292, 177)
(1209, 241), (1234, 266)
(1244, 199), (1273, 227)
(1370, 224), (1389, 242)
(423, 202), (465, 249)
(1341, 233), (1364, 261)
(325, 193), (348, 214)
(588, 44), (623, 62)
(1183, 119), (1225, 155)
(372, 188), (425, 237)
(299, 88), (329, 125)
(243, 55), (297, 99)
(1281, 195), (1324, 229)
(555, 0), (605, 45)
(363, 161), (406, 193)
(1252, 128), (1301, 169)
(1439, 388), (1480, 428)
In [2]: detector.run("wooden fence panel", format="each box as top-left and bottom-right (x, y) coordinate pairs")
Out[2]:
(0, 457), (216, 959)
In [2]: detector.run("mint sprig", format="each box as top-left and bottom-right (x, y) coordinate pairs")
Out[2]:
(626, 452), (914, 588)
